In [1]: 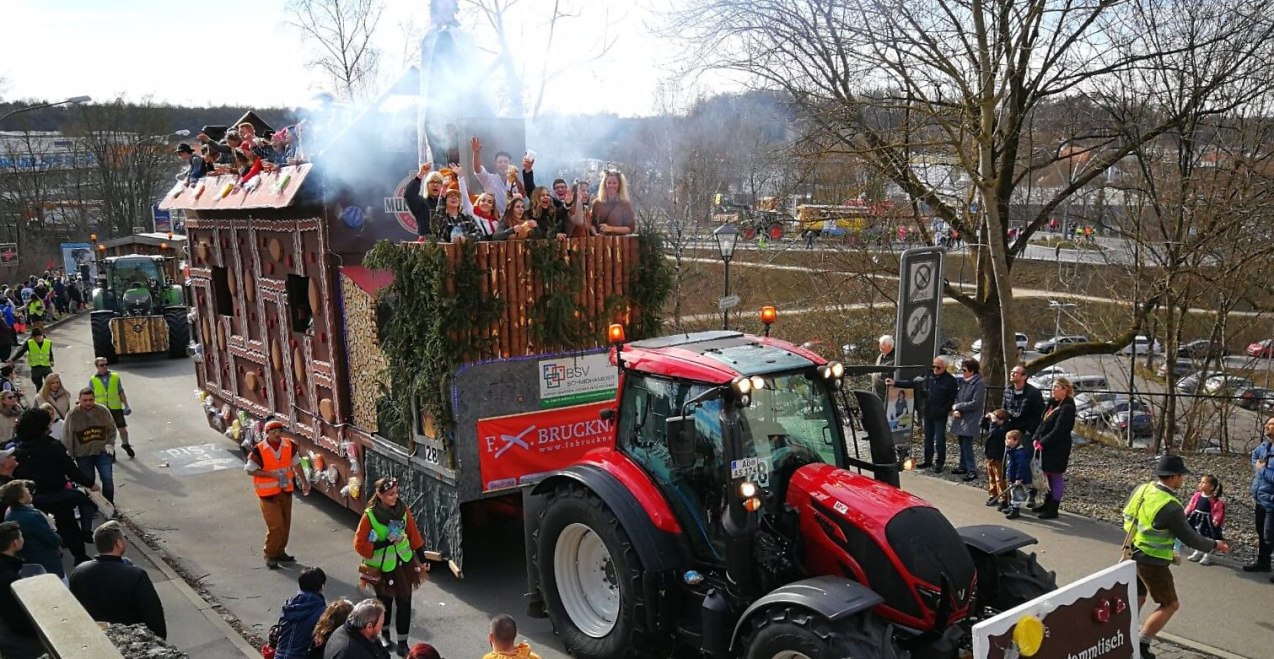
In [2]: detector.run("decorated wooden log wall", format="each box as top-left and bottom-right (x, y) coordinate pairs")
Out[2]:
(339, 273), (387, 432)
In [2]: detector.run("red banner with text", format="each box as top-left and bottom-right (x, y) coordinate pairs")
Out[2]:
(476, 401), (616, 492)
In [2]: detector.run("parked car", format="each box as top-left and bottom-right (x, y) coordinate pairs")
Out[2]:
(1157, 358), (1194, 379)
(1038, 374), (1109, 400)
(972, 332), (1029, 354)
(1078, 397), (1151, 425)
(1176, 369), (1227, 394)
(1177, 339), (1228, 359)
(1247, 339), (1274, 358)
(1203, 375), (1255, 398)
(1028, 367), (1077, 391)
(1075, 390), (1120, 413)
(1117, 335), (1160, 355)
(1106, 410), (1154, 438)
(1238, 387), (1274, 411)
(1034, 335), (1090, 354)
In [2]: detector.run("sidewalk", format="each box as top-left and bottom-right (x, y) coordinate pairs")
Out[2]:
(903, 472), (1261, 659)
(120, 524), (258, 658)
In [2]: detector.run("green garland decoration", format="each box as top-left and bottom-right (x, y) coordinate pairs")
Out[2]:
(364, 239), (503, 446)
(527, 240), (589, 351)
(629, 227), (673, 340)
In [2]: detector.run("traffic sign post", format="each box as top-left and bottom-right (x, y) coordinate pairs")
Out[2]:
(895, 247), (945, 381)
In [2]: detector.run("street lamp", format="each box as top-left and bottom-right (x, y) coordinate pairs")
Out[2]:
(0, 95), (92, 125)
(713, 223), (740, 330)
(1047, 300), (1077, 343)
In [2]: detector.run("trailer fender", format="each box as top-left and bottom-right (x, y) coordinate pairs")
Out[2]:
(730, 576), (883, 651)
(958, 524), (1038, 555)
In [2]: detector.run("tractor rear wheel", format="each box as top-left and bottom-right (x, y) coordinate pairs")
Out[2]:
(742, 607), (904, 659)
(164, 306), (190, 359)
(90, 311), (117, 364)
(977, 549), (1057, 613)
(767, 222), (785, 241)
(742, 225), (758, 241)
(533, 483), (664, 659)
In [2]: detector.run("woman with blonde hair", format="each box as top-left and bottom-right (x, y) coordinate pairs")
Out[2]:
(354, 477), (429, 656)
(309, 597), (354, 659)
(1033, 377), (1076, 519)
(592, 169), (635, 235)
(35, 373), (70, 422)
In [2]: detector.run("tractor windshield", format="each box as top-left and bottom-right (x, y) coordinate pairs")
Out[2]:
(735, 371), (841, 490)
(110, 258), (162, 290)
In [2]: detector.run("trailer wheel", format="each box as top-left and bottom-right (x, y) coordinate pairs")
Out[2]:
(164, 306), (190, 359)
(534, 483), (661, 659)
(977, 550), (1057, 613)
(90, 311), (117, 364)
(767, 222), (785, 241)
(742, 606), (904, 659)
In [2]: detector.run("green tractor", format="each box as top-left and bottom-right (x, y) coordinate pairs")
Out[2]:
(90, 254), (189, 363)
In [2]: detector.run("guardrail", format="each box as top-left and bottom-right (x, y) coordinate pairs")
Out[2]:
(11, 573), (124, 658)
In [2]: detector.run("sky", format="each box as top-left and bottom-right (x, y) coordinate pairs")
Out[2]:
(0, 0), (701, 117)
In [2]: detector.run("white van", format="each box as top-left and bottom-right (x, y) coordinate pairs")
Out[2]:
(1117, 335), (1160, 356)
(1039, 374), (1109, 399)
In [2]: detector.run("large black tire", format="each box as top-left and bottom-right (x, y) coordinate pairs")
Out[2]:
(742, 607), (906, 659)
(532, 483), (666, 659)
(974, 549), (1057, 613)
(164, 306), (190, 359)
(90, 311), (117, 364)
(767, 222), (785, 241)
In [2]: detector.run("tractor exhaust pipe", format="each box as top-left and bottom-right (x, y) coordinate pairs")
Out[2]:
(852, 390), (901, 488)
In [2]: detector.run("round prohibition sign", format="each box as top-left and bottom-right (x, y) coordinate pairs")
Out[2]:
(911, 263), (933, 299)
(906, 306), (933, 345)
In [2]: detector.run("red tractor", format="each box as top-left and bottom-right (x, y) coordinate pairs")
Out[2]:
(524, 326), (1056, 659)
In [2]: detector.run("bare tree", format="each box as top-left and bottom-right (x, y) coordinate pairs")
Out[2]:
(69, 101), (174, 239)
(671, 0), (1274, 383)
(288, 0), (384, 101)
(462, 0), (618, 117)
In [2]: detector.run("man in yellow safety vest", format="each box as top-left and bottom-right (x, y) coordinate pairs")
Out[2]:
(6, 327), (54, 390)
(89, 357), (134, 458)
(244, 419), (310, 569)
(1122, 454), (1230, 659)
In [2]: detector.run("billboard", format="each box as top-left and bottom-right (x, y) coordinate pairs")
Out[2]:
(60, 243), (97, 282)
(476, 401), (615, 492)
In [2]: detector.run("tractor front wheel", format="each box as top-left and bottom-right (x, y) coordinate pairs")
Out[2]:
(90, 311), (117, 364)
(534, 483), (664, 659)
(743, 607), (903, 659)
(742, 225), (758, 241)
(768, 222), (785, 241)
(164, 306), (190, 359)
(975, 549), (1057, 613)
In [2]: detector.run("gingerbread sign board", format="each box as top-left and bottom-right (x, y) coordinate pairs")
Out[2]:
(973, 561), (1138, 659)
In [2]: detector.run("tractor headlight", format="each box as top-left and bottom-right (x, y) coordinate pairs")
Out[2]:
(829, 361), (845, 378)
(739, 481), (759, 499)
(750, 375), (766, 391)
(732, 376), (752, 395)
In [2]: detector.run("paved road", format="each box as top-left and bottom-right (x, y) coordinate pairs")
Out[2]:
(45, 314), (1263, 658)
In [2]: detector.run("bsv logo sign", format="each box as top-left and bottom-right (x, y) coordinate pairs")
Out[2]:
(537, 353), (618, 409)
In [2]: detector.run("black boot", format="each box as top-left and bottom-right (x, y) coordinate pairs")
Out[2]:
(1037, 497), (1060, 519)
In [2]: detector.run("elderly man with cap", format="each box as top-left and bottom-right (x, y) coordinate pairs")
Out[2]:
(1122, 454), (1229, 659)
(245, 419), (310, 569)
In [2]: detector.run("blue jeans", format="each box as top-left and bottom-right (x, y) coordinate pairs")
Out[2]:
(76, 453), (114, 504)
(957, 435), (978, 475)
(923, 417), (947, 467)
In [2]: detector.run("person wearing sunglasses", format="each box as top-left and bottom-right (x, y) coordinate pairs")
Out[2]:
(886, 358), (959, 472)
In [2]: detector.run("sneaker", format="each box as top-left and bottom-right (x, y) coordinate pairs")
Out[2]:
(985, 496), (1000, 507)
(951, 467), (968, 475)
(265, 559), (280, 570)
(1139, 641), (1156, 659)
(962, 472), (978, 482)
(1186, 550), (1203, 562)
(931, 465), (944, 474)
(122, 444), (135, 459)
(1005, 508), (1021, 519)
(396, 640), (409, 657)
(1241, 563), (1272, 573)
(1198, 553), (1213, 566)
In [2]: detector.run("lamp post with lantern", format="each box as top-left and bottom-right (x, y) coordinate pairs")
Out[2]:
(713, 224), (740, 330)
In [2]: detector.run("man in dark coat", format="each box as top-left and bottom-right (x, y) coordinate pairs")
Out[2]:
(68, 521), (167, 639)
(0, 521), (43, 659)
(324, 598), (390, 659)
(999, 364), (1045, 441)
(887, 357), (959, 472)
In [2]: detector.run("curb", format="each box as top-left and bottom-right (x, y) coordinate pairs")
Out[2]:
(1159, 632), (1251, 659)
(119, 522), (259, 658)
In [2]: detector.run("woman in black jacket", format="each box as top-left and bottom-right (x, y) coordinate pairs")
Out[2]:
(12, 408), (98, 563)
(1033, 377), (1076, 519)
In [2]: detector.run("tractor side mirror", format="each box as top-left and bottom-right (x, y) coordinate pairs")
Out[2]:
(666, 415), (696, 469)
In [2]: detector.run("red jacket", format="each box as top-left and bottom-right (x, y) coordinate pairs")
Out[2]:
(1184, 492), (1226, 528)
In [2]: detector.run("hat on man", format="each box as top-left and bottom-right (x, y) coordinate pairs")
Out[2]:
(1154, 454), (1190, 477)
(263, 419), (286, 433)
(175, 143), (194, 155)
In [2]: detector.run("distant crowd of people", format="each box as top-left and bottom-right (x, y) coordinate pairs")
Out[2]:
(403, 137), (636, 243)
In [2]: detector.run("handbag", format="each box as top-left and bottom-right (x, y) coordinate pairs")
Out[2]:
(1030, 448), (1050, 494)
(357, 563), (382, 597)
